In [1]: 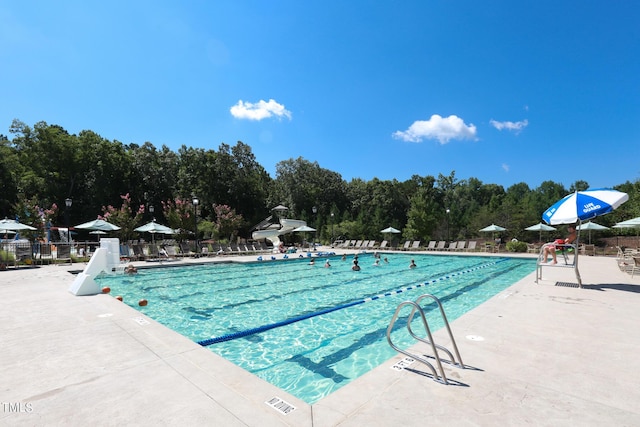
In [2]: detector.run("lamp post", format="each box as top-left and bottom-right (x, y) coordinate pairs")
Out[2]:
(65, 198), (72, 243)
(312, 206), (317, 251)
(446, 208), (450, 242)
(192, 196), (199, 256)
(149, 205), (155, 246)
(330, 211), (334, 247)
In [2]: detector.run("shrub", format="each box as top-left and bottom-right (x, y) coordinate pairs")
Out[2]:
(506, 241), (528, 253)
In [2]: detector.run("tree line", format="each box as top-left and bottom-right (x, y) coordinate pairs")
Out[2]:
(2, 119), (639, 245)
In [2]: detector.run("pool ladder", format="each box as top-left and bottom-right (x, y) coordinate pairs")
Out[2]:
(386, 294), (464, 384)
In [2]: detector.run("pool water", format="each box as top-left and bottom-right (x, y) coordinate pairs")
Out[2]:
(97, 253), (535, 403)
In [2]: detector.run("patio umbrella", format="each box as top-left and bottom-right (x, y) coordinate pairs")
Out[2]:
(0, 218), (37, 231)
(75, 219), (121, 232)
(576, 221), (609, 244)
(292, 225), (316, 249)
(135, 221), (176, 246)
(479, 224), (507, 243)
(613, 216), (640, 228)
(542, 188), (629, 225)
(479, 224), (507, 233)
(380, 226), (401, 234)
(525, 222), (556, 242)
(613, 217), (640, 247)
(134, 221), (176, 234)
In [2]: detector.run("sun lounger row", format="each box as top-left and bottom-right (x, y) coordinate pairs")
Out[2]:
(399, 240), (480, 251)
(329, 239), (486, 252)
(117, 241), (274, 260)
(336, 240), (380, 249)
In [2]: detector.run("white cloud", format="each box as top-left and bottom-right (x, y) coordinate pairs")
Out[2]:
(502, 163), (510, 172)
(230, 99), (292, 121)
(392, 114), (477, 144)
(490, 119), (528, 134)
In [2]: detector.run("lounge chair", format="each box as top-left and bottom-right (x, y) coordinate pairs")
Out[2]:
(379, 240), (388, 249)
(435, 241), (446, 250)
(130, 244), (145, 260)
(411, 241), (421, 250)
(455, 241), (466, 251)
(632, 257), (640, 277)
(401, 241), (411, 251)
(467, 241), (477, 251)
(446, 241), (457, 251)
(165, 245), (180, 259)
(179, 242), (193, 257)
(580, 244), (596, 256)
(425, 241), (436, 251)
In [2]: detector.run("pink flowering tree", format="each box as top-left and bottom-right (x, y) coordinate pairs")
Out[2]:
(39, 202), (59, 241)
(101, 193), (145, 242)
(161, 198), (195, 240)
(212, 203), (244, 242)
(11, 196), (57, 239)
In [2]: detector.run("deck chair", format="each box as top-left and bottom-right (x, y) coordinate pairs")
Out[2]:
(446, 241), (457, 251)
(379, 240), (388, 249)
(401, 241), (411, 250)
(56, 244), (72, 264)
(455, 241), (466, 251)
(467, 241), (477, 251)
(436, 241), (446, 250)
(38, 243), (53, 264)
(425, 241), (436, 251)
(15, 243), (34, 268)
(411, 241), (421, 250)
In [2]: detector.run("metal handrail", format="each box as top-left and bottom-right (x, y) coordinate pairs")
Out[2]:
(386, 294), (464, 385)
(407, 294), (463, 368)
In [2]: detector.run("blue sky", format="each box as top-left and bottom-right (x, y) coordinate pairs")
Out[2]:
(1, 1), (639, 190)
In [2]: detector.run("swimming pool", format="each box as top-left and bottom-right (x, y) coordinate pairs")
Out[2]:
(97, 253), (535, 403)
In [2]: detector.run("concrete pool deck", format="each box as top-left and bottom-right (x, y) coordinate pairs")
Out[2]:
(2, 251), (640, 426)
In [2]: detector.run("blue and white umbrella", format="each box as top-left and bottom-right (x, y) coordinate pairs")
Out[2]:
(542, 188), (629, 225)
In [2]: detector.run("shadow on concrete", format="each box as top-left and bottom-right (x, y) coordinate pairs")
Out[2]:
(581, 283), (640, 293)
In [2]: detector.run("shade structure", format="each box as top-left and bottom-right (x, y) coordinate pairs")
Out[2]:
(525, 222), (556, 242)
(576, 221), (609, 244)
(542, 188), (629, 225)
(75, 219), (121, 232)
(0, 218), (37, 231)
(380, 226), (401, 234)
